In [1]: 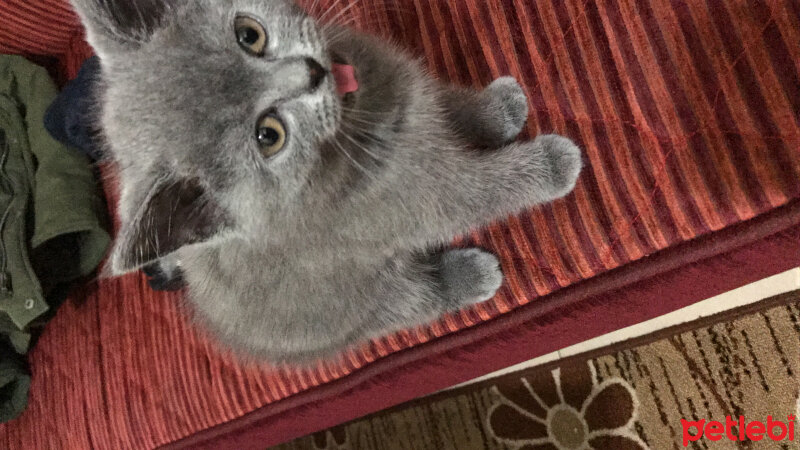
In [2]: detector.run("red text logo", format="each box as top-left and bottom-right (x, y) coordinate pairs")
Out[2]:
(681, 415), (796, 446)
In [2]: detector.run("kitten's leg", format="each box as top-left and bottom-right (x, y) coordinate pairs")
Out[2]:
(397, 134), (582, 248)
(142, 256), (185, 292)
(441, 77), (529, 148)
(436, 248), (503, 307)
(369, 249), (502, 331)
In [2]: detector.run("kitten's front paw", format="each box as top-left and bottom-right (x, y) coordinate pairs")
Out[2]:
(440, 249), (503, 306)
(483, 77), (530, 144)
(142, 261), (185, 292)
(534, 134), (583, 199)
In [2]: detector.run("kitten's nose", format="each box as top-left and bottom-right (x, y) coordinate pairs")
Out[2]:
(305, 58), (327, 91)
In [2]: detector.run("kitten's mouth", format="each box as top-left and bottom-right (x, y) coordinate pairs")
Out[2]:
(332, 63), (358, 96)
(330, 52), (358, 101)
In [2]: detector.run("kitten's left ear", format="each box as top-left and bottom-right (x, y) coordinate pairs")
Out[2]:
(108, 178), (232, 275)
(70, 0), (182, 56)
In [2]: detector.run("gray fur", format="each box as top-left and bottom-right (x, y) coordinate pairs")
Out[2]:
(71, 0), (582, 364)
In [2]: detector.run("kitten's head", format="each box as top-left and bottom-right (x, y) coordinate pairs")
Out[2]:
(72, 0), (353, 274)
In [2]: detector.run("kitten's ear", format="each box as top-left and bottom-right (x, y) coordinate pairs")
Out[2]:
(70, 0), (180, 55)
(109, 178), (231, 275)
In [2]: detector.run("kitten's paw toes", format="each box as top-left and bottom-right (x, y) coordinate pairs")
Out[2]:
(484, 77), (530, 143)
(142, 262), (185, 292)
(440, 249), (503, 306)
(534, 134), (583, 198)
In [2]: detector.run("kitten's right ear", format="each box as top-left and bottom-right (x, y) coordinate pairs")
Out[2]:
(70, 0), (179, 55)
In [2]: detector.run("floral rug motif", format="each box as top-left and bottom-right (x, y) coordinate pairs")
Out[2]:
(488, 361), (645, 450)
(277, 290), (800, 450)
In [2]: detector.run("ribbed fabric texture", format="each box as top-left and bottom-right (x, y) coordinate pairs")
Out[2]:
(0, 0), (80, 55)
(1, 1), (799, 448)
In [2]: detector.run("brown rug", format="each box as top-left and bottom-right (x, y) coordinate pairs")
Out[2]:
(275, 289), (800, 450)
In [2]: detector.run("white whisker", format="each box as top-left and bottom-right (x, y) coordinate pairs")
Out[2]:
(339, 126), (385, 163)
(329, 135), (375, 179)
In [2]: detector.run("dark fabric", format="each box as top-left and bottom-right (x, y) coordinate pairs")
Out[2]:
(0, 341), (29, 423)
(44, 56), (103, 160)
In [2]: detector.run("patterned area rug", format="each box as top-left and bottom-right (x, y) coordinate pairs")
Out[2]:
(276, 289), (800, 449)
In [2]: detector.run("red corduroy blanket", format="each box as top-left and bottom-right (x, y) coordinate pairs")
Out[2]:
(1, 1), (799, 448)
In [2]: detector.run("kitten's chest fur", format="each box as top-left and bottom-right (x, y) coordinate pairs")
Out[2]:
(178, 233), (408, 359)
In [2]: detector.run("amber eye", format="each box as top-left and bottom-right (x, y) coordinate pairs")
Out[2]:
(256, 114), (287, 157)
(234, 15), (267, 56)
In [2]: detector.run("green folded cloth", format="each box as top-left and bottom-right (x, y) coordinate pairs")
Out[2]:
(0, 54), (110, 423)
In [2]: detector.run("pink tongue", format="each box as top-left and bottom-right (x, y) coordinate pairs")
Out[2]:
(332, 63), (358, 95)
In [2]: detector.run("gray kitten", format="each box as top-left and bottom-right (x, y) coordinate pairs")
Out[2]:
(71, 0), (582, 364)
